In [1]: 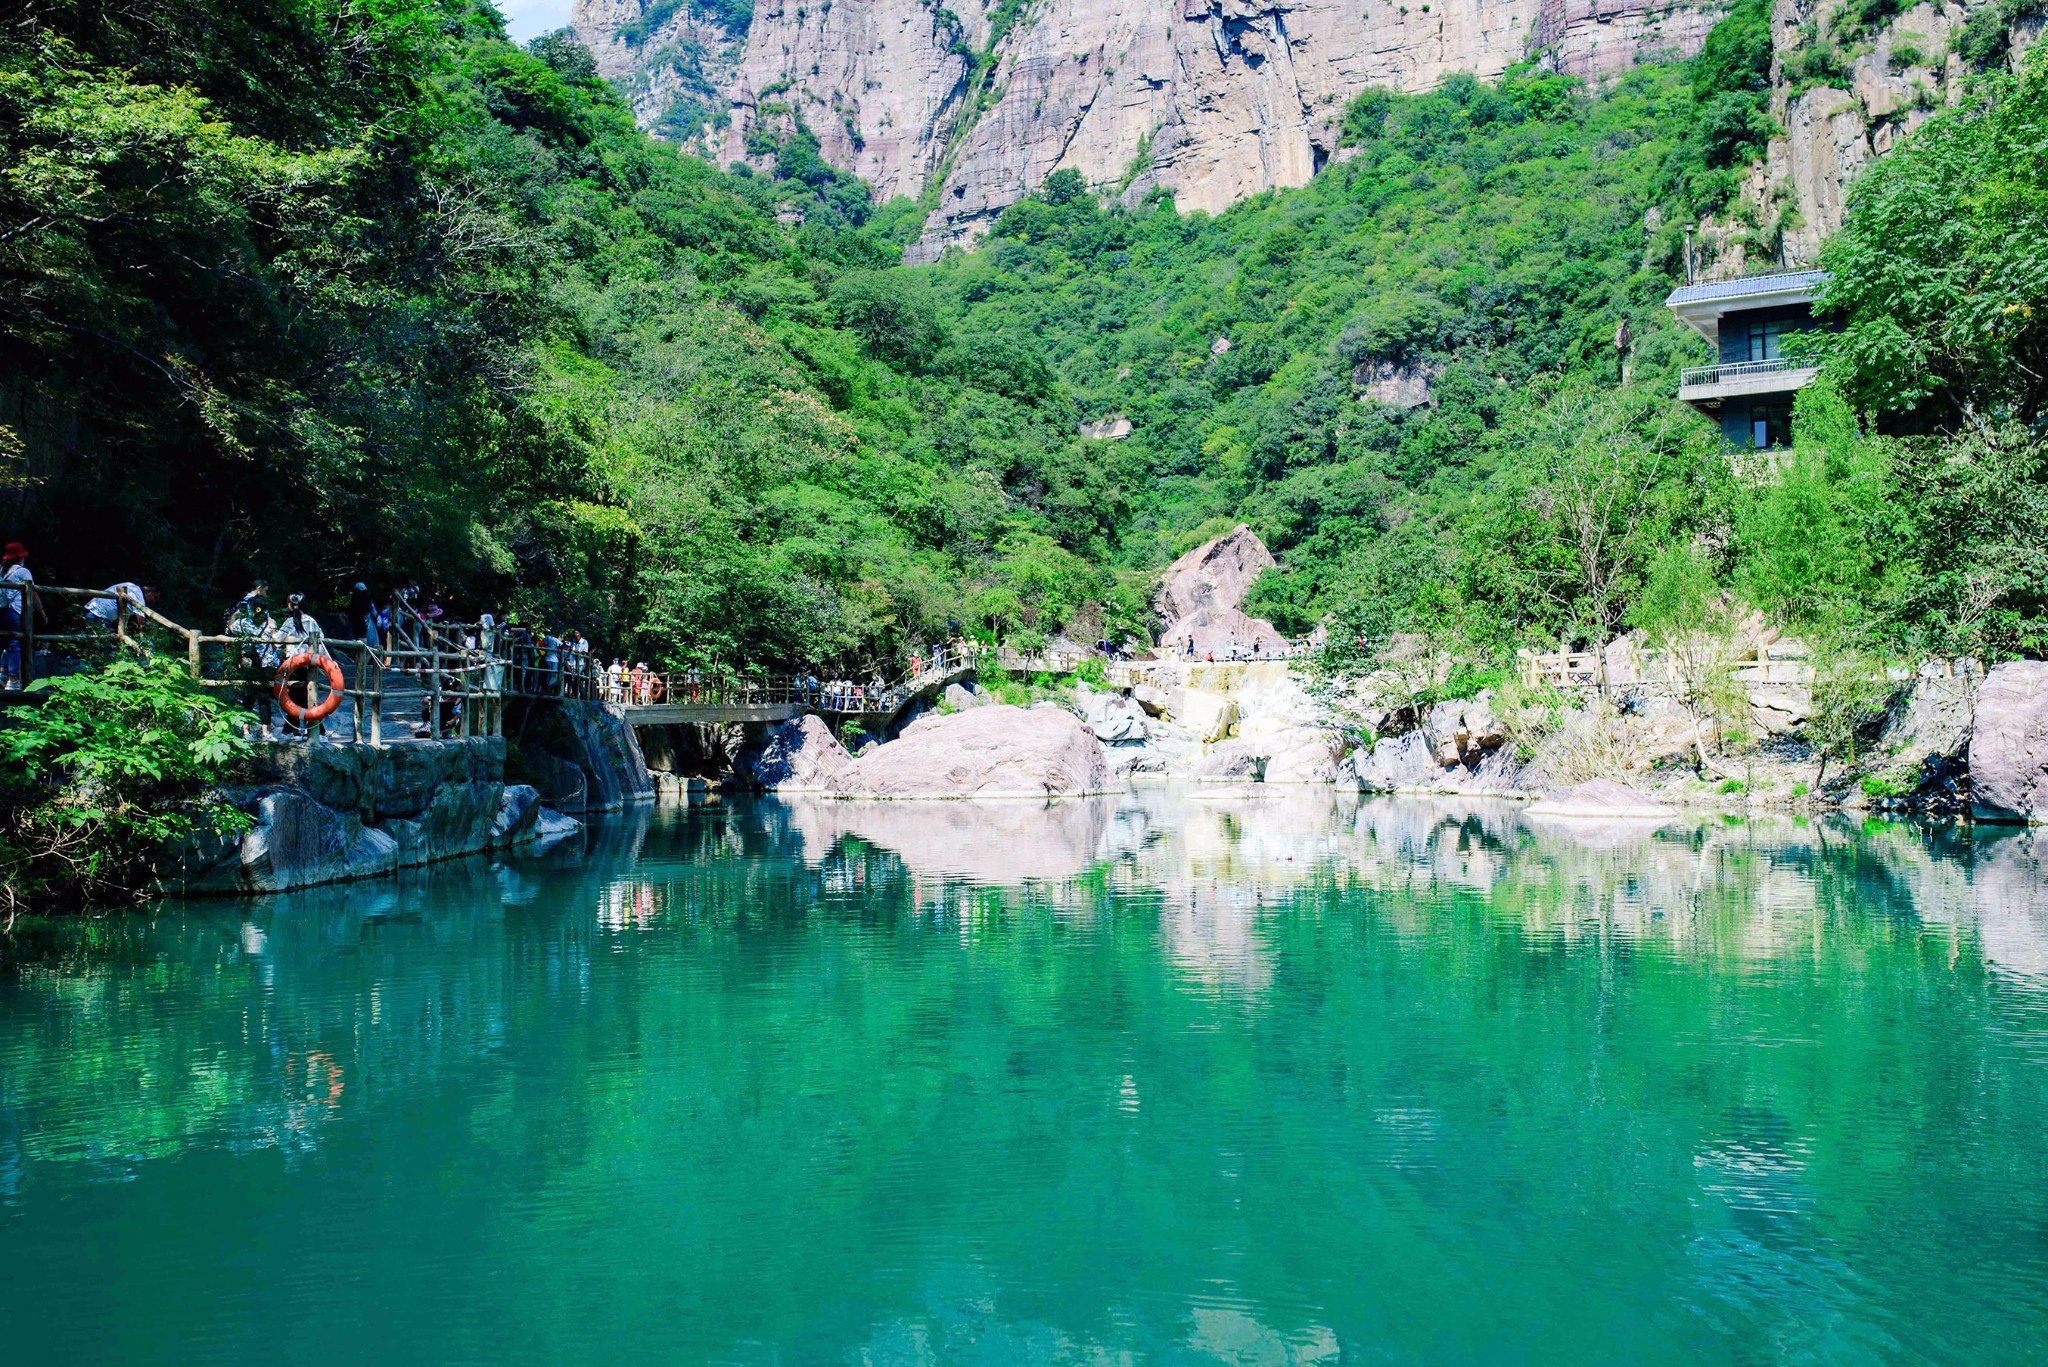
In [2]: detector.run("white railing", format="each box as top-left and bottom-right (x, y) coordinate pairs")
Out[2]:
(1680, 358), (1812, 389)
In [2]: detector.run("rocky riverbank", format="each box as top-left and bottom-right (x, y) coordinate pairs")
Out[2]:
(173, 699), (657, 895)
(716, 655), (2048, 825)
(736, 704), (1114, 799)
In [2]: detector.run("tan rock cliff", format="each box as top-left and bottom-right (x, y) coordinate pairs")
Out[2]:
(574, 0), (1727, 255)
(1703, 0), (2039, 276)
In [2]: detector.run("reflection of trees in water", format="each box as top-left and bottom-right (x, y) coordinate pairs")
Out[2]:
(1, 799), (2045, 1361)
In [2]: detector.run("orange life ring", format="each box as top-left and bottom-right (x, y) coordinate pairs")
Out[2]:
(275, 651), (345, 723)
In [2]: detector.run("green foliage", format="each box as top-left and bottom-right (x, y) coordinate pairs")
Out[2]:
(8, 0), (2043, 699)
(1692, 0), (1773, 102)
(0, 0), (1130, 676)
(948, 60), (1737, 655)
(1861, 769), (1918, 798)
(1820, 47), (2048, 424)
(0, 656), (252, 909)
(619, 0), (753, 44)
(828, 269), (949, 371)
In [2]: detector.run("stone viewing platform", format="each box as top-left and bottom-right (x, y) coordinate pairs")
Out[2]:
(170, 698), (655, 895)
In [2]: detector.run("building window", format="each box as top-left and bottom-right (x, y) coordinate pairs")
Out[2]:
(1750, 400), (1791, 449)
(1746, 320), (1783, 362)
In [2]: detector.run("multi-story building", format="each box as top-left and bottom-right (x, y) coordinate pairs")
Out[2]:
(1665, 269), (1828, 449)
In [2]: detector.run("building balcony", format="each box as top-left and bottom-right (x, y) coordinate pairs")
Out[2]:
(1677, 357), (1820, 409)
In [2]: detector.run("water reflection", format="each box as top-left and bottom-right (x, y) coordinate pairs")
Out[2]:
(1, 793), (2045, 1364)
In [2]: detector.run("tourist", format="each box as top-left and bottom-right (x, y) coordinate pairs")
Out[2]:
(570, 630), (591, 695)
(225, 580), (268, 632)
(347, 582), (378, 644)
(2, 541), (44, 689)
(503, 616), (530, 692)
(227, 597), (277, 732)
(630, 661), (648, 704)
(608, 657), (625, 702)
(85, 581), (155, 632)
(273, 594), (326, 736)
(478, 612), (501, 693)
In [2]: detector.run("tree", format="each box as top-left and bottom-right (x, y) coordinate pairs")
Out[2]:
(0, 655), (251, 914)
(1514, 381), (1714, 647)
(1819, 46), (2048, 423)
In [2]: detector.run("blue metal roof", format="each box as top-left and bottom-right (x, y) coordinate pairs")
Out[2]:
(1665, 269), (1828, 307)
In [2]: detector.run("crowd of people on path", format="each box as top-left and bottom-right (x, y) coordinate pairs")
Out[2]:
(2, 543), (1323, 726)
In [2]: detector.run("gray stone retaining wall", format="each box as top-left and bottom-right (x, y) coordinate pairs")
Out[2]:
(170, 735), (582, 896)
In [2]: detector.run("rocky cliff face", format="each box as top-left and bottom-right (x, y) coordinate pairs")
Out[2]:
(1704, 0), (2042, 275)
(574, 0), (1727, 253)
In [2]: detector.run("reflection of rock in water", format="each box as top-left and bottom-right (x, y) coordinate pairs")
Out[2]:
(1967, 827), (2048, 982)
(779, 796), (1120, 883)
(688, 791), (2048, 988)
(1349, 797), (1524, 896)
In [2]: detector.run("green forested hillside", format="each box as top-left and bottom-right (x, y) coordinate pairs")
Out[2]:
(4, 0), (2045, 671)
(1, 0), (1119, 664)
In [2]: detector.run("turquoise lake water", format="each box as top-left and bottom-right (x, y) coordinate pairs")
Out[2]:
(2, 791), (2046, 1364)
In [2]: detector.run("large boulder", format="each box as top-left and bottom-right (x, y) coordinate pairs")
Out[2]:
(528, 806), (584, 848)
(515, 744), (588, 814)
(1462, 694), (1508, 750)
(1156, 523), (1276, 622)
(738, 714), (853, 792)
(1263, 728), (1347, 784)
(1073, 685), (1148, 743)
(1969, 661), (2048, 823)
(1527, 778), (1675, 818)
(1155, 524), (1288, 657)
(1179, 688), (1239, 743)
(1423, 694), (1510, 767)
(1424, 700), (1467, 766)
(1880, 660), (1979, 769)
(1193, 741), (1260, 782)
(827, 705), (1112, 798)
(420, 779), (503, 859)
(181, 789), (397, 894)
(942, 681), (990, 711)
(512, 699), (655, 811)
(1346, 732), (1445, 791)
(491, 784), (543, 846)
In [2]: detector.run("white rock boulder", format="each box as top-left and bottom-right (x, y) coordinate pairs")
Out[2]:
(1262, 728), (1347, 784)
(738, 715), (853, 792)
(1155, 524), (1288, 657)
(1073, 683), (1149, 743)
(828, 705), (1113, 799)
(1969, 661), (2048, 823)
(1179, 688), (1239, 743)
(1193, 741), (1260, 782)
(1527, 778), (1675, 818)
(942, 681), (991, 711)
(1346, 732), (1444, 791)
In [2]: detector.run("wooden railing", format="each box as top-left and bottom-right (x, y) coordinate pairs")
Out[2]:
(1518, 639), (1815, 693)
(2, 585), (1322, 744)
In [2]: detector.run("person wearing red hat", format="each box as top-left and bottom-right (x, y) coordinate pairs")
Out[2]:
(1, 541), (45, 690)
